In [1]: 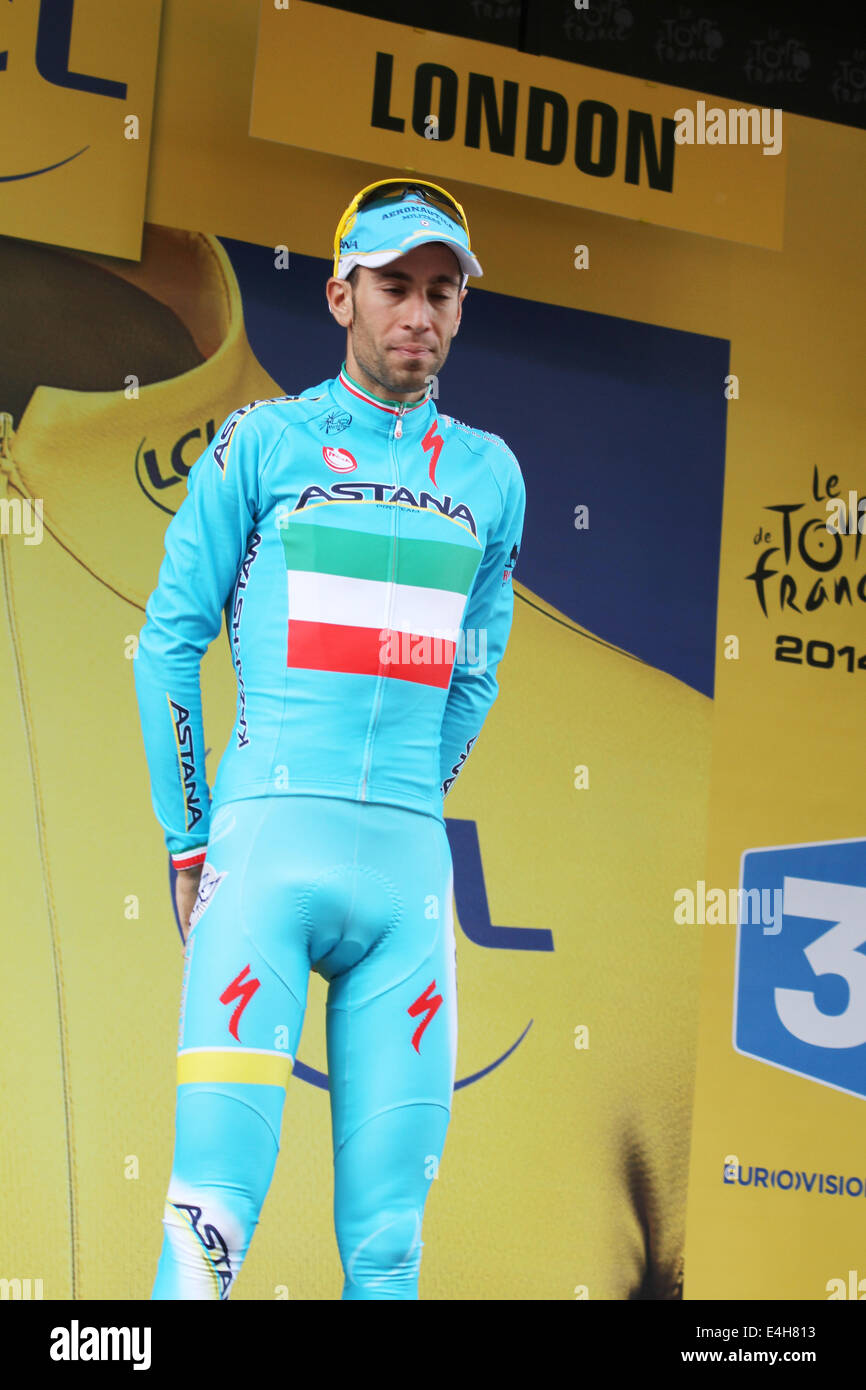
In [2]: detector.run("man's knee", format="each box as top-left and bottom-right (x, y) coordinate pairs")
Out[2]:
(340, 1207), (423, 1295)
(153, 1087), (281, 1298)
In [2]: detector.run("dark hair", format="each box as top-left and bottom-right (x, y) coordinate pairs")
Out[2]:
(346, 266), (360, 290)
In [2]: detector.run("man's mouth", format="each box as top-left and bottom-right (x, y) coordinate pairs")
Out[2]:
(393, 345), (430, 358)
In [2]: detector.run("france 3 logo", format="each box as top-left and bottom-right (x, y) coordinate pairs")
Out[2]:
(734, 837), (866, 1100)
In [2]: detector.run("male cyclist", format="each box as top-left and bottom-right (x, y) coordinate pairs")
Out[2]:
(134, 177), (526, 1299)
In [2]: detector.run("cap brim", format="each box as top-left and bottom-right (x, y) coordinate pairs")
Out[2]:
(338, 236), (483, 281)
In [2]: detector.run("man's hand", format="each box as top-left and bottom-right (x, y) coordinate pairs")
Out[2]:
(175, 864), (204, 945)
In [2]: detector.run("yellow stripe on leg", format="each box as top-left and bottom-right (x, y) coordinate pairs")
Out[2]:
(177, 1048), (294, 1087)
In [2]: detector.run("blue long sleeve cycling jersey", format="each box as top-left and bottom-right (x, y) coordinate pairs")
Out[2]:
(133, 363), (526, 868)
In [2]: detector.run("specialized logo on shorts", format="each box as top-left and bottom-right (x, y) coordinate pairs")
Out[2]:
(220, 965), (261, 1043)
(171, 1202), (233, 1298)
(503, 542), (519, 585)
(167, 698), (203, 832)
(319, 409), (352, 435)
(188, 863), (228, 932)
(408, 980), (443, 1053)
(323, 446), (358, 472)
(421, 420), (443, 488)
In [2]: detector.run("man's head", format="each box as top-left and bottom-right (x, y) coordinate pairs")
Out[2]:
(326, 179), (482, 402)
(327, 241), (467, 401)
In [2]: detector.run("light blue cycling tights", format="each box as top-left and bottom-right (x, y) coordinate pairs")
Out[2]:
(152, 794), (457, 1300)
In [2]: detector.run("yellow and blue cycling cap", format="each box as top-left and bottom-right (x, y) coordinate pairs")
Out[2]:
(333, 177), (483, 289)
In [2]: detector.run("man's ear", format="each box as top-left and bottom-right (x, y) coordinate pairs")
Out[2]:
(326, 275), (354, 327)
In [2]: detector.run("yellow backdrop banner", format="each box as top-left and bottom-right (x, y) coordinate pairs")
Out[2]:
(250, 0), (787, 249)
(0, 0), (163, 256)
(2, 0), (863, 1304)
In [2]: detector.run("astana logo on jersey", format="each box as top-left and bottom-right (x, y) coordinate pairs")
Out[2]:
(212, 398), (286, 476)
(167, 697), (203, 832)
(294, 481), (478, 537)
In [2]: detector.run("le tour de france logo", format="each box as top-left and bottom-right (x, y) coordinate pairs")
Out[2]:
(746, 467), (866, 675)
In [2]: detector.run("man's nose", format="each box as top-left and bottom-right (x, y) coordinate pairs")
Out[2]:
(401, 292), (435, 330)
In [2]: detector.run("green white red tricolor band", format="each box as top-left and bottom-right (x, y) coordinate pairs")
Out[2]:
(281, 522), (480, 690)
(338, 366), (431, 416)
(172, 847), (208, 870)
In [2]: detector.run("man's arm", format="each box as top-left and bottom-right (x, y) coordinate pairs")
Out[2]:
(133, 403), (268, 869)
(439, 444), (526, 799)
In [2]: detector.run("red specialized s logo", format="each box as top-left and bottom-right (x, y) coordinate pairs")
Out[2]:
(421, 422), (443, 488)
(220, 965), (261, 1042)
(408, 980), (443, 1053)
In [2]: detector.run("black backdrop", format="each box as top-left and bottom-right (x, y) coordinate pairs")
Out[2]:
(309, 0), (866, 130)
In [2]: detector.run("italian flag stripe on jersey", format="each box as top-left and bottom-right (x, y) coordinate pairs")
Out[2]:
(281, 523), (480, 591)
(281, 523), (481, 687)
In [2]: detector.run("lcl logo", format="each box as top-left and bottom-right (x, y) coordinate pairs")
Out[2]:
(1, 0), (127, 182)
(134, 423), (218, 517)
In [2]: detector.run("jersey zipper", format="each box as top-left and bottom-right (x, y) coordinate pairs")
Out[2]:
(358, 401), (405, 799)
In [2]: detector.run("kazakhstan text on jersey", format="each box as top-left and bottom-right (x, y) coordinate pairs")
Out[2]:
(134, 363), (526, 868)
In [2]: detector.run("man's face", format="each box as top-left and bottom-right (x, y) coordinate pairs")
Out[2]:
(327, 241), (467, 399)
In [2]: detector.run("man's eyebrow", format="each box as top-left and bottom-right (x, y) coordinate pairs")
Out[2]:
(373, 267), (461, 287)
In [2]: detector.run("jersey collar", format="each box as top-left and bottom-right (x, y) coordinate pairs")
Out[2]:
(332, 362), (436, 436)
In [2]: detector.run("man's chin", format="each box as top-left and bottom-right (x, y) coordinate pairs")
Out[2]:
(389, 352), (438, 389)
